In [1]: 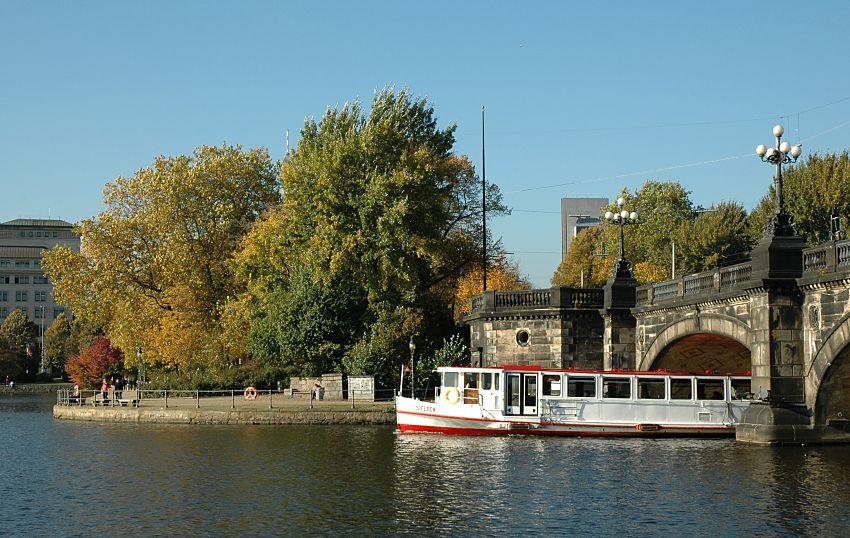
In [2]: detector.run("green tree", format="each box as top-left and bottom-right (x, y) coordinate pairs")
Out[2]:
(234, 87), (505, 384)
(749, 151), (850, 244)
(43, 144), (280, 370)
(412, 333), (469, 393)
(1, 309), (36, 357)
(674, 201), (752, 274)
(43, 313), (73, 372)
(246, 264), (367, 377)
(0, 310), (37, 377)
(603, 181), (695, 274)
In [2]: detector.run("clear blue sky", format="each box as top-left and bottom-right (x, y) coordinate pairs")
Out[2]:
(2, 1), (850, 286)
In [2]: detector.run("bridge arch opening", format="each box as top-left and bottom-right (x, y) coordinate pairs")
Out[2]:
(651, 333), (750, 373)
(816, 344), (850, 425)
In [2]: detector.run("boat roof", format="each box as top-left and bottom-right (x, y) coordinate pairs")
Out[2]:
(436, 365), (751, 377)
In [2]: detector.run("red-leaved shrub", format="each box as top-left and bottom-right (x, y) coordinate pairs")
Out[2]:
(65, 337), (123, 388)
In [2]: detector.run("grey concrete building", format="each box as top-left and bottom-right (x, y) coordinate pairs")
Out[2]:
(560, 197), (609, 260)
(0, 219), (80, 327)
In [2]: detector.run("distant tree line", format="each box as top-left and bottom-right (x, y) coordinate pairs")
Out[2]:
(552, 151), (850, 287)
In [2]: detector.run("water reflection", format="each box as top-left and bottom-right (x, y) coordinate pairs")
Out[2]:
(0, 396), (849, 535)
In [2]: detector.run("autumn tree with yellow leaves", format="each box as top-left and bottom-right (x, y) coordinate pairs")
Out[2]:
(454, 257), (532, 318)
(43, 144), (280, 372)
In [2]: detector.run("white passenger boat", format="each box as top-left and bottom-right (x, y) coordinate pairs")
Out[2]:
(396, 366), (752, 437)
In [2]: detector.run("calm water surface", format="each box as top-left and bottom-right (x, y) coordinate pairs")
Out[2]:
(1, 394), (849, 536)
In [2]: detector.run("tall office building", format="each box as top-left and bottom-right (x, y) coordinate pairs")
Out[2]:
(560, 197), (609, 260)
(0, 219), (81, 327)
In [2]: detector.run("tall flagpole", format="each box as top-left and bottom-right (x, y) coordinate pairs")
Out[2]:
(482, 106), (487, 293)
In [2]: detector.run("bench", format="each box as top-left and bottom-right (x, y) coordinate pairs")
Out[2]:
(117, 389), (139, 407)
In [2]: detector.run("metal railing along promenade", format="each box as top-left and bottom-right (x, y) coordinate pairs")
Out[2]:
(56, 387), (401, 410)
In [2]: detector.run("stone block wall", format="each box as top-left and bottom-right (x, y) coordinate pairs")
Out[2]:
(468, 313), (603, 369)
(290, 373), (345, 400)
(348, 376), (375, 401)
(320, 373), (344, 400)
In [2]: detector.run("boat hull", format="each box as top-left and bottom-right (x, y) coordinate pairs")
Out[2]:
(396, 399), (735, 438)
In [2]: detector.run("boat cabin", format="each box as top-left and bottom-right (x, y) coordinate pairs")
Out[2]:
(435, 366), (751, 419)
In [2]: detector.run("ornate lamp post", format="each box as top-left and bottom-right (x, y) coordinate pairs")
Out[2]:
(603, 197), (638, 278)
(755, 124), (802, 237)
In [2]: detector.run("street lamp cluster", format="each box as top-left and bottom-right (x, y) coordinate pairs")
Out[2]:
(604, 197), (638, 278)
(755, 124), (802, 237)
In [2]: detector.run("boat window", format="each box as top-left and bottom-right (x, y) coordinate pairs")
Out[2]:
(670, 378), (692, 400)
(731, 378), (751, 400)
(542, 374), (561, 397)
(443, 372), (458, 388)
(567, 376), (596, 398)
(464, 373), (479, 389)
(697, 379), (724, 401)
(482, 372), (493, 390)
(637, 378), (665, 399)
(602, 377), (631, 399)
(508, 376), (520, 408)
(494, 373), (500, 391)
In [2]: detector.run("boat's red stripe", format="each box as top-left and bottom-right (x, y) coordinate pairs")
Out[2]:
(396, 409), (734, 431)
(397, 423), (733, 437)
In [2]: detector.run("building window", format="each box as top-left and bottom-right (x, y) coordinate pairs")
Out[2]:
(53, 307), (65, 317)
(53, 231), (58, 237)
(0, 260), (9, 267)
(0, 307), (7, 318)
(14, 276), (30, 285)
(0, 276), (8, 284)
(33, 275), (49, 285)
(0, 291), (7, 301)
(34, 308), (44, 319)
(15, 291), (28, 302)
(19, 231), (25, 237)
(27, 231), (33, 237)
(15, 260), (30, 268)
(33, 259), (40, 268)
(36, 231), (42, 237)
(35, 291), (47, 302)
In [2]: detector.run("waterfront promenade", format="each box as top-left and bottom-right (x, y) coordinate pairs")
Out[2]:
(54, 393), (395, 425)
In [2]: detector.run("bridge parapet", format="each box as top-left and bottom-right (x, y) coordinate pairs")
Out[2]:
(635, 261), (753, 307)
(802, 239), (850, 277)
(470, 287), (603, 313)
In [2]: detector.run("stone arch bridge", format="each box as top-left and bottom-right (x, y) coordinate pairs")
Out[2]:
(467, 239), (850, 443)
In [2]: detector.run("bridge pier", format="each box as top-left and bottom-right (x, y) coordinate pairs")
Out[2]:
(600, 263), (638, 370)
(737, 233), (810, 444)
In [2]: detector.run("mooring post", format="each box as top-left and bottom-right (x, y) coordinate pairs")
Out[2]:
(269, 389), (273, 410)
(231, 389), (235, 409)
(164, 389), (168, 409)
(196, 390), (200, 409)
(309, 389), (313, 409)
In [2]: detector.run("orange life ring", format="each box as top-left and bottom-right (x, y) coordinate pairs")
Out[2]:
(244, 386), (258, 401)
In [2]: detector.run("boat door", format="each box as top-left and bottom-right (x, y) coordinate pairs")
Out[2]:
(505, 373), (538, 415)
(523, 374), (538, 415)
(506, 374), (522, 415)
